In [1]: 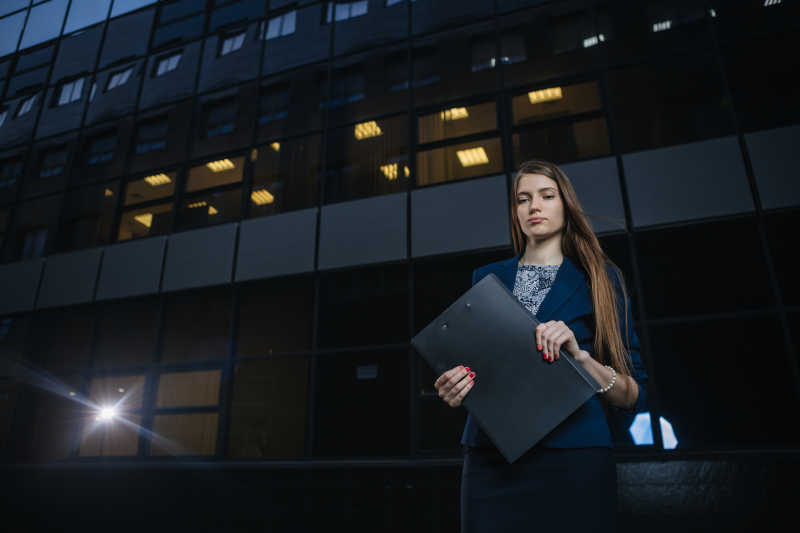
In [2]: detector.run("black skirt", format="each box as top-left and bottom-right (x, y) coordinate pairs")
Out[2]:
(460, 444), (617, 532)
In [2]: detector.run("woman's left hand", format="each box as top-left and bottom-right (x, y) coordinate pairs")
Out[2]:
(535, 321), (584, 363)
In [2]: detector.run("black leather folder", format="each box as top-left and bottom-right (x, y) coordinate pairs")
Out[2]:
(412, 272), (601, 464)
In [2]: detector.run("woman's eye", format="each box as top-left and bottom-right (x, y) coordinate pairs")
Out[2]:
(543, 195), (554, 199)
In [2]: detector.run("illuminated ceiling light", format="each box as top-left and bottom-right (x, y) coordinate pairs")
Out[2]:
(251, 189), (274, 205)
(134, 213), (153, 228)
(582, 34), (605, 48)
(206, 158), (235, 172)
(104, 188), (114, 197)
(187, 201), (207, 209)
(709, 8), (716, 17)
(354, 120), (383, 140)
(250, 148), (258, 161)
(117, 388), (125, 393)
(270, 142), (280, 152)
(528, 87), (563, 104)
(69, 391), (76, 396)
(380, 163), (398, 180)
(207, 205), (218, 215)
(763, 0), (782, 7)
(96, 405), (117, 422)
(144, 173), (172, 186)
(439, 107), (469, 121)
(456, 147), (489, 167)
(652, 20), (672, 32)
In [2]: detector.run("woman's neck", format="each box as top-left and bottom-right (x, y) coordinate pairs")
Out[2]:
(520, 238), (563, 266)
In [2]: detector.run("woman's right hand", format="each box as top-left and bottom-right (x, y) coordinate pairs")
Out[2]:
(434, 365), (476, 407)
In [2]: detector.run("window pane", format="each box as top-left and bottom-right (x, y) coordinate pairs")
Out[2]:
(416, 137), (502, 186)
(111, 0), (157, 18)
(607, 55), (734, 153)
(20, 0), (69, 50)
(228, 357), (310, 459)
(649, 316), (800, 449)
(512, 81), (601, 126)
(150, 413), (218, 455)
(412, 23), (498, 107)
(186, 155), (244, 192)
(177, 186), (241, 231)
(156, 370), (221, 407)
(418, 101), (497, 144)
(65, 0), (111, 34)
(237, 276), (314, 357)
(29, 306), (94, 374)
(57, 181), (119, 252)
(94, 296), (160, 369)
(4, 193), (61, 262)
(0, 12), (26, 57)
(24, 375), (84, 463)
(0, 1), (28, 17)
(79, 414), (141, 456)
(317, 262), (409, 349)
(636, 218), (774, 318)
(314, 349), (408, 457)
(117, 201), (172, 241)
(250, 135), (321, 217)
(87, 375), (146, 409)
(123, 171), (176, 206)
(512, 117), (610, 166)
(325, 114), (409, 204)
(162, 286), (231, 363)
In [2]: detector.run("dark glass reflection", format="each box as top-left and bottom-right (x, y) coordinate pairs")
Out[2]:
(765, 211), (800, 306)
(57, 180), (119, 252)
(324, 114), (409, 204)
(317, 262), (409, 349)
(649, 316), (800, 449)
(511, 81), (601, 126)
(29, 306), (94, 374)
(237, 275), (314, 357)
(250, 136), (321, 217)
(313, 349), (408, 458)
(635, 217), (774, 318)
(94, 295), (160, 369)
(228, 357), (310, 459)
(161, 286), (232, 363)
(5, 193), (62, 262)
(512, 117), (610, 166)
(123, 170), (176, 206)
(186, 155), (244, 192)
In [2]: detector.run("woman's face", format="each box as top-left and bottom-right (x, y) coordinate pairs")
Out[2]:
(515, 173), (565, 243)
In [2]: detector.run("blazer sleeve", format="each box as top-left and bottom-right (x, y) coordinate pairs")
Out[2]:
(606, 264), (649, 416)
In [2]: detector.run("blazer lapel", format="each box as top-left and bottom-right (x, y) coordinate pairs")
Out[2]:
(493, 251), (586, 322)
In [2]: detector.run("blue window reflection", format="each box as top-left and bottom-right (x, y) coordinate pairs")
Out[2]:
(629, 412), (678, 449)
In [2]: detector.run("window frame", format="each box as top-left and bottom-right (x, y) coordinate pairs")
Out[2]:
(55, 77), (85, 107)
(218, 28), (247, 57)
(260, 9), (297, 40)
(106, 66), (134, 91)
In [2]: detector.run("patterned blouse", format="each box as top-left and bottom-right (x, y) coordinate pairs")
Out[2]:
(512, 261), (562, 316)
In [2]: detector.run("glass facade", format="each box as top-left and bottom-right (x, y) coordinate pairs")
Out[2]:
(0, 0), (798, 475)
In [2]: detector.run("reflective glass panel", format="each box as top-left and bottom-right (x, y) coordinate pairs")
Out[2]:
(20, 0), (69, 50)
(65, 0), (111, 34)
(186, 155), (244, 192)
(511, 81), (601, 126)
(57, 180), (119, 252)
(418, 101), (497, 144)
(250, 135), (321, 217)
(177, 186), (241, 231)
(117, 201), (172, 241)
(150, 413), (218, 455)
(227, 357), (310, 459)
(416, 137), (503, 186)
(512, 117), (610, 166)
(123, 170), (176, 206)
(156, 370), (221, 407)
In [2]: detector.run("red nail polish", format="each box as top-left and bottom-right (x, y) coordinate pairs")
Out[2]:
(469, 372), (475, 378)
(465, 367), (470, 371)
(537, 344), (542, 351)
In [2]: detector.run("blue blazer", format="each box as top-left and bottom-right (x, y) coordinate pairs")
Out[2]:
(460, 252), (649, 449)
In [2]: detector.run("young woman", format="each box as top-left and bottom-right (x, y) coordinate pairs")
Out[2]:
(433, 159), (649, 532)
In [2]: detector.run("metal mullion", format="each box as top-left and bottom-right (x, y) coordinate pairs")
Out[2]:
(405, 0), (416, 460)
(599, 68), (664, 452)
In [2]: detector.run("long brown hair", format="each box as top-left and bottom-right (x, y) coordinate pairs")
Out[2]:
(511, 159), (633, 376)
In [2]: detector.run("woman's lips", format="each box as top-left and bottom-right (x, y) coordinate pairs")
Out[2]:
(528, 218), (544, 223)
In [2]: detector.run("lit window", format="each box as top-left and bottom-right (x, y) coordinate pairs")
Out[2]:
(325, 1), (368, 23)
(220, 31), (246, 56)
(107, 67), (134, 91)
(18, 94), (38, 117)
(57, 78), (85, 106)
(386, 0), (415, 5)
(156, 52), (182, 76)
(260, 10), (296, 40)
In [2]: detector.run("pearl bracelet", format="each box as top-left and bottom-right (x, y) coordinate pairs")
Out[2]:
(598, 365), (616, 394)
